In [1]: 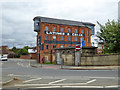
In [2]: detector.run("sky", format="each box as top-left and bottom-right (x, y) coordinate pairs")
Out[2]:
(0, 0), (119, 48)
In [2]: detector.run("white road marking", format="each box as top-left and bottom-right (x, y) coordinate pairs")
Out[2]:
(23, 78), (42, 83)
(8, 74), (31, 77)
(34, 86), (61, 88)
(17, 62), (29, 68)
(63, 86), (104, 88)
(105, 85), (120, 88)
(86, 79), (96, 84)
(15, 83), (83, 87)
(49, 79), (66, 84)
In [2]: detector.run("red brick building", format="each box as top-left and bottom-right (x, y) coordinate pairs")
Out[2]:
(33, 16), (95, 63)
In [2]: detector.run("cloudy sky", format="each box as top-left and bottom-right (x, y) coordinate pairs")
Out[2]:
(0, 0), (119, 48)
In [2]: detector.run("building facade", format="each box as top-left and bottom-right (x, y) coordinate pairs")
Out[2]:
(33, 16), (95, 62)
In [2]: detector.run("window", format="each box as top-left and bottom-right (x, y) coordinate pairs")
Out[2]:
(45, 35), (48, 40)
(68, 37), (71, 41)
(45, 27), (49, 31)
(53, 27), (56, 32)
(60, 45), (64, 48)
(87, 31), (89, 35)
(75, 37), (77, 41)
(68, 46), (71, 47)
(60, 28), (64, 32)
(81, 30), (84, 34)
(45, 45), (48, 49)
(75, 29), (77, 33)
(68, 29), (71, 33)
(53, 36), (56, 40)
(53, 45), (56, 49)
(80, 37), (84, 41)
(35, 22), (39, 26)
(61, 36), (64, 40)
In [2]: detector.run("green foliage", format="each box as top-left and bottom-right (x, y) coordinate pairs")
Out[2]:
(96, 20), (120, 53)
(11, 46), (30, 58)
(24, 46), (30, 50)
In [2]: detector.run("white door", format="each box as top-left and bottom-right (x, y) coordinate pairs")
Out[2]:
(57, 53), (61, 64)
(75, 51), (80, 66)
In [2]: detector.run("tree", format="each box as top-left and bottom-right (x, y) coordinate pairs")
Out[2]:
(96, 20), (120, 53)
(24, 46), (30, 50)
(11, 46), (29, 58)
(18, 49), (29, 56)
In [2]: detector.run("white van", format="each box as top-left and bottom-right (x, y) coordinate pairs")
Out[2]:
(0, 55), (8, 61)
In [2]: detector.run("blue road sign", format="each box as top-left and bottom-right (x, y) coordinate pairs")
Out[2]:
(82, 40), (86, 46)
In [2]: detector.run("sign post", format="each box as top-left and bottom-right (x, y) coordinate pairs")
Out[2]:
(75, 45), (81, 66)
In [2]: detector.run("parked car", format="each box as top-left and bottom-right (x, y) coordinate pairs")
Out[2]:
(0, 55), (8, 61)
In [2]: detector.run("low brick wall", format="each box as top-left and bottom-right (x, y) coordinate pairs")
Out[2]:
(80, 54), (120, 66)
(20, 55), (31, 59)
(30, 53), (37, 59)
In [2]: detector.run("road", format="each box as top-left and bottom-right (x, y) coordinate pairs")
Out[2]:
(0, 59), (119, 89)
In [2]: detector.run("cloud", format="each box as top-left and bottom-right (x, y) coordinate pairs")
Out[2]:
(1, 0), (119, 48)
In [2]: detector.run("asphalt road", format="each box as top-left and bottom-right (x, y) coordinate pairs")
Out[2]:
(0, 59), (119, 89)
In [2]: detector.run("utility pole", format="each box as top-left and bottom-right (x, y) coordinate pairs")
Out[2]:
(38, 34), (41, 64)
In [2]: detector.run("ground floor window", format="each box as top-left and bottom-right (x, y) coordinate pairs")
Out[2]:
(45, 45), (48, 49)
(53, 45), (56, 49)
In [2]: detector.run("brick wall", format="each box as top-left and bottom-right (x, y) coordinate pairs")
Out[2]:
(20, 55), (31, 59)
(20, 53), (37, 60)
(80, 54), (120, 66)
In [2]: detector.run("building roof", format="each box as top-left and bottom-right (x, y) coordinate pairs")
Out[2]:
(0, 46), (9, 54)
(33, 16), (95, 27)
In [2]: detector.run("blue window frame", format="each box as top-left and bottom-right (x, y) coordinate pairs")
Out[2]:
(61, 36), (64, 40)
(75, 29), (77, 33)
(45, 27), (49, 31)
(68, 46), (71, 47)
(80, 37), (84, 41)
(68, 29), (71, 33)
(53, 36), (56, 40)
(53, 27), (56, 32)
(75, 37), (77, 41)
(45, 35), (48, 40)
(60, 28), (64, 32)
(68, 37), (71, 41)
(81, 30), (84, 34)
(45, 45), (48, 49)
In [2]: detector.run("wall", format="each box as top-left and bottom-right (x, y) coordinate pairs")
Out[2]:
(80, 54), (120, 66)
(20, 55), (30, 59)
(55, 48), (120, 66)
(55, 47), (97, 66)
(20, 54), (37, 60)
(30, 53), (37, 59)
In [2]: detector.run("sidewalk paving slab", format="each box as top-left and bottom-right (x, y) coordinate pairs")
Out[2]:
(30, 64), (120, 70)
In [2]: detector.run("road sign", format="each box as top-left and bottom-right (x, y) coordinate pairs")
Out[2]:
(82, 40), (86, 46)
(76, 45), (81, 51)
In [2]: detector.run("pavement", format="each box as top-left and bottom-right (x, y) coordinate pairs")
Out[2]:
(30, 64), (120, 70)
